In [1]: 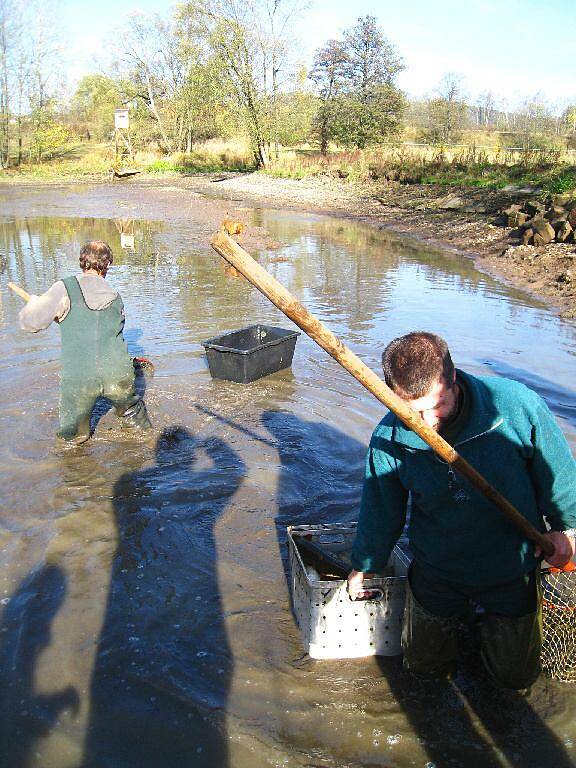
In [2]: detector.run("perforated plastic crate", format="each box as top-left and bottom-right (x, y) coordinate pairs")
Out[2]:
(287, 522), (409, 659)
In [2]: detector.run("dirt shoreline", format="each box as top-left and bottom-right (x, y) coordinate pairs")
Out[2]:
(2, 171), (574, 320)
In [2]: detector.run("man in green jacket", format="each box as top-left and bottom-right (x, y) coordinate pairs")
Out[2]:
(348, 331), (576, 689)
(19, 240), (151, 444)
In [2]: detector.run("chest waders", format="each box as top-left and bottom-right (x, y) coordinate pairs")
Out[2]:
(58, 276), (151, 442)
(401, 561), (542, 689)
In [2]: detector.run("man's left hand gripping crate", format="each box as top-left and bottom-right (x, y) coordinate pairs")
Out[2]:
(287, 522), (409, 660)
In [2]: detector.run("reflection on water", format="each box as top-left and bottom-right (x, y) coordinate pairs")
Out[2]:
(0, 205), (575, 767)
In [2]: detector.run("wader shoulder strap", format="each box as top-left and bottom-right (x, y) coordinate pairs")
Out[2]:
(61, 276), (86, 309)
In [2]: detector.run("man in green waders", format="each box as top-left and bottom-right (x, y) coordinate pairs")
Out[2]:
(19, 240), (151, 444)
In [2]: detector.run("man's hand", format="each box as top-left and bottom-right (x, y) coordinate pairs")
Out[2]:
(347, 569), (376, 600)
(535, 531), (575, 568)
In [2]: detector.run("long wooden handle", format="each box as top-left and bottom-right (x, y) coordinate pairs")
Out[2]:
(8, 282), (31, 302)
(211, 228), (555, 558)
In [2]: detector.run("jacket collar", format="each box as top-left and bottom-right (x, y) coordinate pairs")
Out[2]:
(386, 369), (503, 451)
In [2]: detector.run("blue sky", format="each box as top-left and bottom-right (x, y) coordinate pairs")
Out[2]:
(60, 0), (575, 109)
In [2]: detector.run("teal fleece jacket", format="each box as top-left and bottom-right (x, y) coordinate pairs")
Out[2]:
(351, 370), (576, 586)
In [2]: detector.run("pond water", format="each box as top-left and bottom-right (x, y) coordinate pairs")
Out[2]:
(0, 188), (575, 768)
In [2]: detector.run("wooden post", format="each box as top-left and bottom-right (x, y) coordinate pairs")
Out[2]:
(210, 228), (555, 557)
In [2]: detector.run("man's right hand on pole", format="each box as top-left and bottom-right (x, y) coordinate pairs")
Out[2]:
(535, 531), (575, 568)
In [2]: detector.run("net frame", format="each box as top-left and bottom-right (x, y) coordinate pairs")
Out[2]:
(541, 563), (576, 683)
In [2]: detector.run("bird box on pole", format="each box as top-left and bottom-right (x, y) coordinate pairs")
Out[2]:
(114, 109), (129, 130)
(114, 108), (133, 166)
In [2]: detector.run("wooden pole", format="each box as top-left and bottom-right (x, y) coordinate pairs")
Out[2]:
(7, 282), (30, 302)
(211, 228), (555, 558)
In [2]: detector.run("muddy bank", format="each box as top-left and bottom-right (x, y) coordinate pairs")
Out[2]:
(179, 173), (576, 321)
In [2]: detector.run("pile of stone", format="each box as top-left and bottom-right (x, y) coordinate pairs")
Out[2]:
(501, 194), (576, 246)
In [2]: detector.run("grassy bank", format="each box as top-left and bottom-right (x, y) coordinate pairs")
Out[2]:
(0, 140), (256, 182)
(262, 146), (576, 196)
(2, 139), (575, 198)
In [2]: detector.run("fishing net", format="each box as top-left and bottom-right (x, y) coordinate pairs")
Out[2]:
(540, 564), (576, 683)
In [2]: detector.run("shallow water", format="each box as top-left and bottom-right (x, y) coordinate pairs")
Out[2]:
(0, 188), (575, 768)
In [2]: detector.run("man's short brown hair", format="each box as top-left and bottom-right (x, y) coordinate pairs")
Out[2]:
(79, 241), (113, 274)
(382, 332), (455, 398)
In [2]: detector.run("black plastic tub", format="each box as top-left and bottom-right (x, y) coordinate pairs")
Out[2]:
(202, 324), (300, 383)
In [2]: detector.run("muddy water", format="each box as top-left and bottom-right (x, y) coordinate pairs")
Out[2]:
(0, 186), (575, 768)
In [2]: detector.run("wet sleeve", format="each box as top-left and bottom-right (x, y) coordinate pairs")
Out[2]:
(351, 439), (408, 572)
(530, 399), (576, 530)
(19, 281), (69, 331)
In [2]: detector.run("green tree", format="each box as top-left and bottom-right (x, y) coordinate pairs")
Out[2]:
(177, 0), (270, 166)
(564, 105), (576, 134)
(29, 108), (70, 160)
(274, 88), (316, 146)
(310, 16), (405, 151)
(70, 75), (120, 141)
(177, 0), (305, 167)
(174, 18), (230, 151)
(332, 85), (405, 149)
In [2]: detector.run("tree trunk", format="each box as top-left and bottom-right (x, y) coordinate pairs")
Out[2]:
(320, 117), (328, 155)
(145, 68), (172, 153)
(0, 20), (9, 169)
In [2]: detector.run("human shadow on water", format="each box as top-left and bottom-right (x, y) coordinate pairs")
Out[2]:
(82, 426), (245, 768)
(260, 409), (365, 580)
(374, 653), (573, 768)
(0, 565), (79, 768)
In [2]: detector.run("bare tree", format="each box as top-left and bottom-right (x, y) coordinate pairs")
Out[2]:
(0, 0), (63, 167)
(115, 13), (181, 153)
(259, 0), (306, 157)
(476, 90), (497, 128)
(0, 0), (17, 167)
(343, 15), (404, 96)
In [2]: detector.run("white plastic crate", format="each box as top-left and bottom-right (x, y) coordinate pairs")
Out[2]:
(287, 522), (410, 659)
